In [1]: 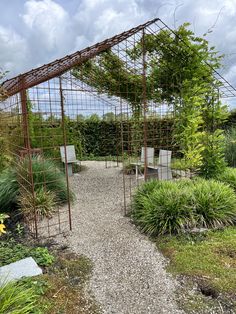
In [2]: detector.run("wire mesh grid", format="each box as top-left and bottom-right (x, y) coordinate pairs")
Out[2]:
(1, 18), (236, 238)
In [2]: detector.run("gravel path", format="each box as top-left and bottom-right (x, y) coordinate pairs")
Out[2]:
(58, 161), (184, 314)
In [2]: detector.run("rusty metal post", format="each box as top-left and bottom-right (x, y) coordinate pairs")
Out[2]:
(20, 79), (31, 151)
(120, 98), (127, 215)
(20, 77), (38, 238)
(115, 107), (118, 167)
(59, 76), (72, 231)
(141, 29), (148, 181)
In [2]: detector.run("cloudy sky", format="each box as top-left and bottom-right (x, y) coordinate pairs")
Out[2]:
(1, 0), (236, 88)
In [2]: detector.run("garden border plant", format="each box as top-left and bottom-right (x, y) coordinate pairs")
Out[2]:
(132, 178), (236, 236)
(0, 156), (74, 221)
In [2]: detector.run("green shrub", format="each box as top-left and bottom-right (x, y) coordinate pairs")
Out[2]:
(31, 247), (55, 266)
(18, 187), (56, 218)
(0, 281), (37, 314)
(132, 178), (236, 235)
(171, 158), (192, 170)
(29, 116), (174, 158)
(192, 179), (236, 228)
(132, 180), (194, 235)
(0, 168), (18, 211)
(0, 239), (54, 267)
(215, 167), (236, 191)
(0, 156), (73, 212)
(224, 127), (236, 167)
(199, 130), (227, 179)
(18, 157), (73, 203)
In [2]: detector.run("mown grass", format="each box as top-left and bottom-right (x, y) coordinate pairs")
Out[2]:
(157, 227), (236, 295)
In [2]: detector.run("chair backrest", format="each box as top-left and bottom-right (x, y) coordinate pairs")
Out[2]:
(60, 145), (77, 163)
(141, 147), (154, 165)
(158, 149), (172, 166)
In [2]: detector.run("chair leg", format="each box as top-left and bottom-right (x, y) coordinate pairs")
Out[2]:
(67, 163), (73, 176)
(136, 165), (138, 180)
(158, 167), (172, 180)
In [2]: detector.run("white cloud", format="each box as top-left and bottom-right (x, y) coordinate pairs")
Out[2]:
(0, 26), (28, 75)
(73, 0), (146, 44)
(0, 0), (236, 94)
(22, 0), (73, 55)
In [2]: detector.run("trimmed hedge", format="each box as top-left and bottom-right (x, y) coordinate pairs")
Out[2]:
(29, 117), (175, 158)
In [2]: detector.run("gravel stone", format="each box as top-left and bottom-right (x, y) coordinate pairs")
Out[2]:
(56, 161), (184, 314)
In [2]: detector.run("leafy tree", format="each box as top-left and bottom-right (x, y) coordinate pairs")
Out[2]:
(76, 114), (85, 121)
(103, 112), (115, 122)
(0, 70), (8, 101)
(73, 51), (143, 117)
(87, 113), (101, 122)
(129, 24), (223, 100)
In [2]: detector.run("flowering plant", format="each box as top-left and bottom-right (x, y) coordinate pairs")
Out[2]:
(0, 213), (9, 236)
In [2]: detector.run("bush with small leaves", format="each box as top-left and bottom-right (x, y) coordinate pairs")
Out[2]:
(0, 239), (54, 267)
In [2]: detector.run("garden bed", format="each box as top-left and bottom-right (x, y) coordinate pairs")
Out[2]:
(131, 177), (236, 313)
(0, 236), (99, 314)
(157, 228), (236, 313)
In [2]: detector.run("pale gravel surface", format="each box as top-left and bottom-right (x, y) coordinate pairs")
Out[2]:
(56, 161), (184, 314)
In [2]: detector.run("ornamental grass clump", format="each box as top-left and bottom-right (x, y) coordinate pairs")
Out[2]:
(215, 167), (236, 191)
(132, 180), (194, 235)
(192, 178), (236, 228)
(18, 156), (73, 203)
(132, 180), (162, 213)
(0, 156), (74, 214)
(0, 168), (18, 211)
(18, 187), (57, 219)
(0, 281), (37, 313)
(132, 178), (236, 236)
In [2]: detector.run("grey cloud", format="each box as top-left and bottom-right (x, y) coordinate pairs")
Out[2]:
(1, 0), (236, 90)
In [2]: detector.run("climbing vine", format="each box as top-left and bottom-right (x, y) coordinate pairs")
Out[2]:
(72, 23), (228, 176)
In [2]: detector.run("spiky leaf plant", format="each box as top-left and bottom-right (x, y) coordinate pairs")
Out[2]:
(192, 178), (236, 228)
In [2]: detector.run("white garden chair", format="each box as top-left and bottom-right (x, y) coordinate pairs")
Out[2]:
(60, 145), (81, 176)
(147, 149), (172, 180)
(131, 147), (155, 180)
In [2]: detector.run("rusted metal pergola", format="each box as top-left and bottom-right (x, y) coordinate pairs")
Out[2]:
(1, 18), (236, 238)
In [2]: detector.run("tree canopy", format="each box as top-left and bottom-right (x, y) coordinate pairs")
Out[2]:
(0, 71), (8, 101)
